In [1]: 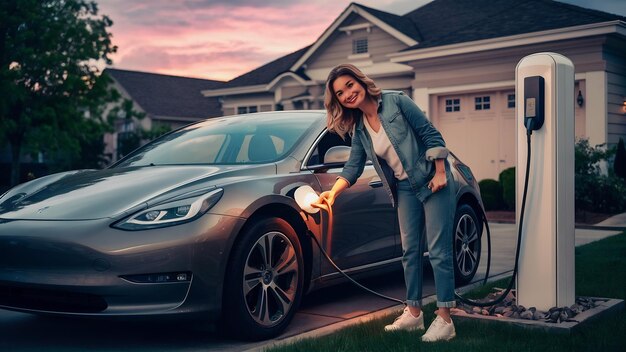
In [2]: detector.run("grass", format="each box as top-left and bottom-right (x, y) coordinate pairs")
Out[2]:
(267, 232), (626, 352)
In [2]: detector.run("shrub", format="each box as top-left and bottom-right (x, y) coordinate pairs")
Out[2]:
(615, 138), (626, 181)
(499, 167), (516, 210)
(476, 139), (625, 215)
(478, 179), (503, 210)
(574, 138), (625, 214)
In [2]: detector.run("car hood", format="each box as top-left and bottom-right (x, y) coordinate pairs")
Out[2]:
(0, 165), (271, 220)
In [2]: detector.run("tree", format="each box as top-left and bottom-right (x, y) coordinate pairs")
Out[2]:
(0, 0), (117, 186)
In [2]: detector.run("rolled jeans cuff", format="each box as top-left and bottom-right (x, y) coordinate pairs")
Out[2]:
(406, 299), (422, 308)
(437, 300), (457, 308)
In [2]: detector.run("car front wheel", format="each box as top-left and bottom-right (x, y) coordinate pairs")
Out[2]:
(222, 217), (304, 340)
(452, 204), (482, 285)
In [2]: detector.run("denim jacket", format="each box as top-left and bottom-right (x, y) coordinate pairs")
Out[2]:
(338, 90), (449, 206)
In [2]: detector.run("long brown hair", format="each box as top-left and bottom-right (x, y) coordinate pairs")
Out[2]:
(324, 64), (382, 139)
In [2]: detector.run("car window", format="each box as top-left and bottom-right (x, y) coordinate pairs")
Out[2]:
(236, 134), (286, 163)
(114, 113), (320, 167)
(306, 131), (352, 167)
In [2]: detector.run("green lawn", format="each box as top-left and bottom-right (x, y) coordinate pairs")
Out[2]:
(268, 232), (626, 352)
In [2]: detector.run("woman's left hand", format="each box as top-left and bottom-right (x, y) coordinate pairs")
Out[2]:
(428, 172), (447, 193)
(428, 158), (447, 193)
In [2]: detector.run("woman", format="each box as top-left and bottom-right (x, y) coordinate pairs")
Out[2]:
(312, 64), (456, 342)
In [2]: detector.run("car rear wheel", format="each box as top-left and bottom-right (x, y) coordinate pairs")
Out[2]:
(222, 217), (304, 340)
(453, 204), (482, 285)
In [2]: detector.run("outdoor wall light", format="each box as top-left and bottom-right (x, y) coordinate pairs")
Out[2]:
(577, 90), (584, 107)
(623, 98), (626, 114)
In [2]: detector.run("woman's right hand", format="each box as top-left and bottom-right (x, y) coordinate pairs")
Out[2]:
(311, 178), (348, 211)
(312, 191), (336, 209)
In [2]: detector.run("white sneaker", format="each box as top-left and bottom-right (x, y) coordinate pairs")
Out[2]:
(384, 307), (425, 332)
(421, 315), (456, 342)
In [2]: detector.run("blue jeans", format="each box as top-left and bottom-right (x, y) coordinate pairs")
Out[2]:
(396, 177), (456, 308)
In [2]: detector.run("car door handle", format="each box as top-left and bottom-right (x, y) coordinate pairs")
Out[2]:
(369, 180), (383, 188)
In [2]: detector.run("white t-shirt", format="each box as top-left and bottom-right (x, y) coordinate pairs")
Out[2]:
(363, 116), (408, 181)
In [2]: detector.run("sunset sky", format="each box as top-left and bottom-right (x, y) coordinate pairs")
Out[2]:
(96, 0), (626, 82)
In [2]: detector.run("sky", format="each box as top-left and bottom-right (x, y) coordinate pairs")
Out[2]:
(96, 0), (626, 82)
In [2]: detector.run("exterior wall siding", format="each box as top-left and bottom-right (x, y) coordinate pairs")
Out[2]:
(307, 14), (408, 70)
(604, 37), (626, 145)
(372, 76), (414, 92)
(281, 86), (308, 99)
(409, 38), (606, 91)
(222, 93), (275, 115)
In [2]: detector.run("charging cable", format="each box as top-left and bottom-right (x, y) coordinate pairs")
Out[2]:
(308, 199), (405, 304)
(454, 130), (532, 306)
(305, 131), (532, 307)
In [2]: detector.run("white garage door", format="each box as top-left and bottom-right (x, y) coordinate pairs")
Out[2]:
(435, 90), (516, 182)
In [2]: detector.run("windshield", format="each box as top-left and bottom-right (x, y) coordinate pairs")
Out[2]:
(113, 113), (321, 167)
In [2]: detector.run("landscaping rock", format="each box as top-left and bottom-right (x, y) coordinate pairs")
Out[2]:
(456, 288), (599, 325)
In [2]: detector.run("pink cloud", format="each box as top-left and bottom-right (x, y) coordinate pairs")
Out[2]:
(96, 0), (418, 80)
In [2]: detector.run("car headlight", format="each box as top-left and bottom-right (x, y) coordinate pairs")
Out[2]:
(113, 188), (223, 231)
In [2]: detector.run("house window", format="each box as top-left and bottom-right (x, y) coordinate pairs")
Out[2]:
(121, 120), (134, 132)
(237, 106), (258, 114)
(352, 38), (368, 54)
(445, 98), (460, 112)
(507, 94), (515, 108)
(475, 96), (491, 110)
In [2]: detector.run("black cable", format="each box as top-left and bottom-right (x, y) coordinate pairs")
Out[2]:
(308, 232), (404, 304)
(481, 208), (491, 287)
(309, 130), (532, 307)
(454, 130), (532, 307)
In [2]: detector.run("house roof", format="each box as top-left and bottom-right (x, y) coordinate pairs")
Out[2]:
(216, 2), (420, 91)
(353, 3), (422, 42)
(219, 46), (312, 89)
(105, 68), (225, 119)
(206, 0), (625, 93)
(403, 0), (626, 50)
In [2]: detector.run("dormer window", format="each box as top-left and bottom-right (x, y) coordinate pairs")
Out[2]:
(352, 38), (368, 54)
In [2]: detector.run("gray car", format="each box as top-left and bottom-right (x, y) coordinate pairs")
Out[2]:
(0, 111), (484, 340)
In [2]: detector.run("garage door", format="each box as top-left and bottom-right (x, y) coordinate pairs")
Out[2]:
(435, 90), (516, 182)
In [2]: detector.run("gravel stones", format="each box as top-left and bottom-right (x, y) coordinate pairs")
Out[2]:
(458, 289), (603, 324)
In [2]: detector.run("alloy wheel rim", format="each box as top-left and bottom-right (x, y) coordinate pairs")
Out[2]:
(455, 214), (479, 277)
(243, 231), (299, 327)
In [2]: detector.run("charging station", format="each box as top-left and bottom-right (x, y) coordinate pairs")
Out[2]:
(516, 53), (575, 311)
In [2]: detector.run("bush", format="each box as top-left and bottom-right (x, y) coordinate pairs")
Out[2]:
(478, 179), (503, 210)
(499, 167), (516, 210)
(615, 138), (626, 181)
(576, 173), (626, 214)
(575, 138), (625, 214)
(476, 139), (625, 215)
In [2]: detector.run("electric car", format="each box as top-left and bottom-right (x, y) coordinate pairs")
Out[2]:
(0, 111), (484, 340)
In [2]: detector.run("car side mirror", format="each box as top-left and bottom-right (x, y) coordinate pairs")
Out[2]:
(324, 146), (351, 165)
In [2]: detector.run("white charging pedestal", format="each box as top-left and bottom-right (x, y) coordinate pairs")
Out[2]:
(515, 53), (575, 311)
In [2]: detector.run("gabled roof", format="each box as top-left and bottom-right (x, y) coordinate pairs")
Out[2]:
(105, 68), (224, 119)
(403, 0), (626, 50)
(203, 0), (625, 95)
(218, 46), (311, 89)
(355, 3), (422, 42)
(290, 3), (419, 71)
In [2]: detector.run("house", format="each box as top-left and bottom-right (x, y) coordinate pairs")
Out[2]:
(104, 68), (224, 161)
(201, 0), (626, 181)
